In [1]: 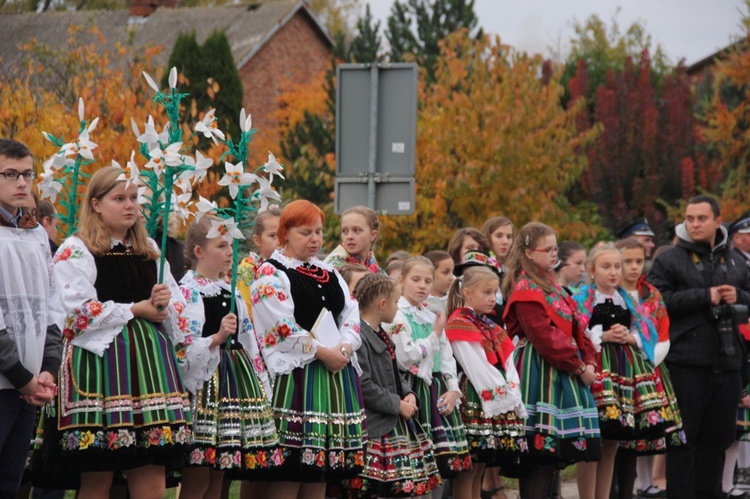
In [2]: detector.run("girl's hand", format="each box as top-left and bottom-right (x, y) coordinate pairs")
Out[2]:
(315, 346), (350, 373)
(151, 284), (171, 309)
(132, 300), (169, 323)
(433, 311), (446, 337)
(399, 399), (418, 419)
(211, 313), (237, 348)
(602, 324), (629, 344)
(438, 390), (460, 415)
(578, 365), (597, 387)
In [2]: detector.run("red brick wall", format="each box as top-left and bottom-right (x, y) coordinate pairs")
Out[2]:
(239, 9), (331, 137)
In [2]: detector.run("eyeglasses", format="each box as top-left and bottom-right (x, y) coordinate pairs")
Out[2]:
(0, 170), (37, 181)
(532, 246), (559, 255)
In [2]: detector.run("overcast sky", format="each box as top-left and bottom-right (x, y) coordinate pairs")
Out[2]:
(366, 0), (744, 65)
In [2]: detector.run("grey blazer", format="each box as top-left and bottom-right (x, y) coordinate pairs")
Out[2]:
(358, 320), (414, 439)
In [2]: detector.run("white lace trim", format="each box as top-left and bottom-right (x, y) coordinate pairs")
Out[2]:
(398, 296), (435, 325)
(270, 249), (336, 273)
(180, 270), (228, 298)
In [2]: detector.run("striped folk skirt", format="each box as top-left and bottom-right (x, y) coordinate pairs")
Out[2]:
(32, 318), (191, 486)
(619, 364), (687, 454)
(738, 381), (750, 441)
(188, 348), (283, 477)
(515, 342), (602, 465)
(350, 417), (442, 497)
(409, 373), (472, 477)
(593, 343), (671, 441)
(267, 360), (367, 482)
(458, 375), (527, 466)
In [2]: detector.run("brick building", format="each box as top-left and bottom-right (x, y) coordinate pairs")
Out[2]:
(0, 0), (333, 134)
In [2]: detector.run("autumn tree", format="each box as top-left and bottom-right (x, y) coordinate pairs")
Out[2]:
(0, 25), (226, 224)
(385, 0), (482, 82)
(376, 31), (604, 256)
(698, 2), (750, 220)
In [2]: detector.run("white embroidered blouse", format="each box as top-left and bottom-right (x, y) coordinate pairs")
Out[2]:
(250, 249), (361, 377)
(53, 236), (186, 357)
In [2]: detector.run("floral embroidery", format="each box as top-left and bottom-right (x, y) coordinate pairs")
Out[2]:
(54, 245), (84, 263)
(572, 438), (587, 451)
(263, 319), (296, 348)
(60, 426), (189, 452)
(252, 281), (286, 305)
(62, 300), (105, 340)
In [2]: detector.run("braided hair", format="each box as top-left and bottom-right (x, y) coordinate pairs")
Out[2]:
(353, 273), (398, 312)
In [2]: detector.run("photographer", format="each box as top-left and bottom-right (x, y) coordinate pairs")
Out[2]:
(648, 195), (750, 499)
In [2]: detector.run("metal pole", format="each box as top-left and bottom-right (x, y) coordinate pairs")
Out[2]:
(367, 65), (379, 210)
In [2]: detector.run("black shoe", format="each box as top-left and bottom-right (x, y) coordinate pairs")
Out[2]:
(636, 486), (667, 498)
(725, 488), (750, 499)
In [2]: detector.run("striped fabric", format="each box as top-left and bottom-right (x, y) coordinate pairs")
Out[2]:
(593, 343), (672, 441)
(409, 373), (471, 477)
(270, 360), (367, 481)
(515, 341), (602, 465)
(188, 348), (283, 475)
(34, 319), (191, 479)
(351, 417), (441, 497)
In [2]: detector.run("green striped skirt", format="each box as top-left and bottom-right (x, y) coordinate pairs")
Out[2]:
(515, 341), (601, 465)
(738, 381), (750, 441)
(593, 343), (670, 441)
(409, 373), (471, 476)
(32, 318), (191, 485)
(188, 348), (283, 477)
(267, 360), (366, 482)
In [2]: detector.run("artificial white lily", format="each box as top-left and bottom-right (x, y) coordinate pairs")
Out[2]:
(195, 109), (225, 145)
(217, 161), (258, 199)
(195, 196), (218, 222)
(239, 108), (253, 133)
(263, 151), (285, 180)
(207, 218), (244, 243)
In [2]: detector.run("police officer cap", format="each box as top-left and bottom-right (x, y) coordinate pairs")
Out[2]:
(729, 212), (750, 237)
(617, 217), (655, 239)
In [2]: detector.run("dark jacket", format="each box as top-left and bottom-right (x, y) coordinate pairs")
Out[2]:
(648, 224), (750, 370)
(358, 320), (413, 439)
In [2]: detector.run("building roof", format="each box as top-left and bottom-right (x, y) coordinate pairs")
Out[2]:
(686, 38), (748, 77)
(0, 0), (332, 72)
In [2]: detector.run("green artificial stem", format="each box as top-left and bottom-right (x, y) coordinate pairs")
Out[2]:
(225, 237), (240, 349)
(64, 157), (83, 237)
(158, 171), (174, 285)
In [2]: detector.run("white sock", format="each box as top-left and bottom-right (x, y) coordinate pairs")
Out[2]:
(636, 455), (655, 491)
(725, 441), (741, 493)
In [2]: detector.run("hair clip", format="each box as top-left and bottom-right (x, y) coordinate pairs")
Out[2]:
(524, 235), (530, 246)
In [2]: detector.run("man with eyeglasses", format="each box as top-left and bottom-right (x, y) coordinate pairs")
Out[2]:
(0, 139), (61, 498)
(648, 195), (750, 499)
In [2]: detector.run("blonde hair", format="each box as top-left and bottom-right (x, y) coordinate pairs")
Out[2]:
(77, 166), (159, 259)
(342, 205), (380, 232)
(502, 222), (556, 297)
(447, 266), (499, 317)
(354, 273), (398, 311)
(183, 216), (216, 271)
(585, 242), (621, 283)
(400, 256), (434, 279)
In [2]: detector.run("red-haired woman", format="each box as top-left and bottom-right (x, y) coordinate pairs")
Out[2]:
(250, 200), (366, 499)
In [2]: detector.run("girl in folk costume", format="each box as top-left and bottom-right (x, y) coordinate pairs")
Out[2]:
(382, 257), (471, 498)
(448, 227), (490, 266)
(236, 205), (281, 318)
(250, 200), (366, 499)
(350, 273), (442, 498)
(482, 216), (514, 276)
(35, 166), (191, 498)
(325, 205), (383, 274)
(177, 216), (281, 499)
(502, 222), (601, 499)
(446, 265), (528, 499)
(615, 238), (685, 499)
(554, 241), (587, 294)
(423, 250), (455, 316)
(573, 243), (673, 499)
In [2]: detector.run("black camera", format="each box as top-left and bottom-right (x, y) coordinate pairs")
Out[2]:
(711, 304), (749, 358)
